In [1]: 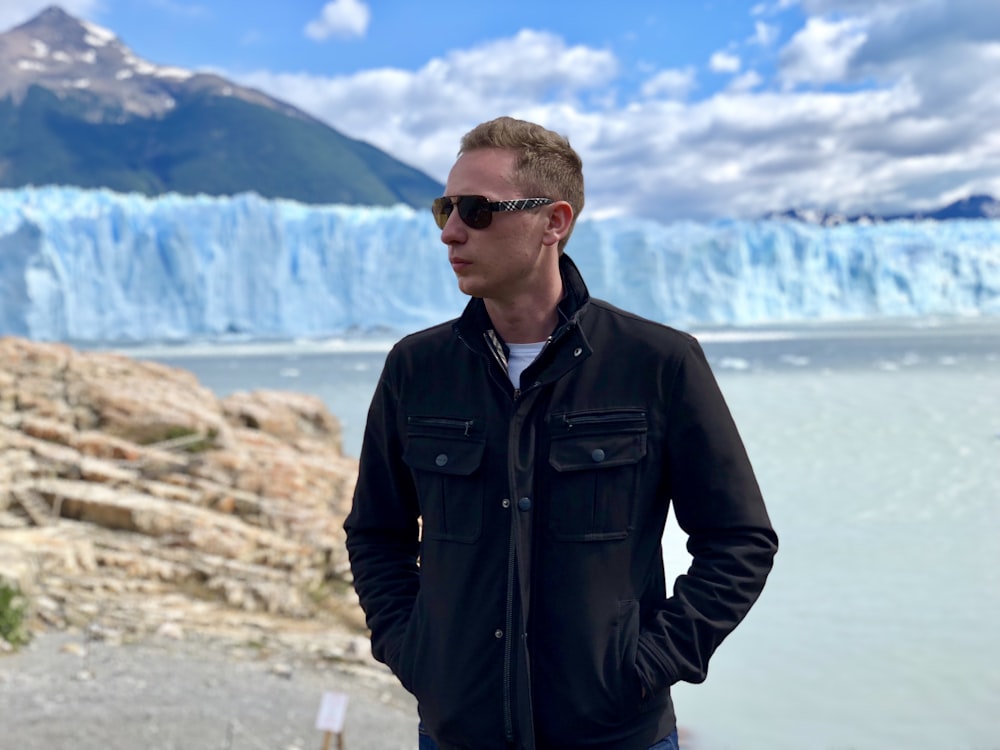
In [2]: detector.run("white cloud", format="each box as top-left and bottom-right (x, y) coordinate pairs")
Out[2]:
(304, 0), (370, 41)
(751, 20), (780, 46)
(237, 30), (618, 186)
(709, 51), (742, 73)
(779, 16), (869, 87)
(441, 30), (618, 99)
(729, 70), (764, 92)
(234, 3), (1000, 222)
(639, 67), (697, 100)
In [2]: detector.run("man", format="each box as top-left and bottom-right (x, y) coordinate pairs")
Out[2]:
(344, 117), (778, 750)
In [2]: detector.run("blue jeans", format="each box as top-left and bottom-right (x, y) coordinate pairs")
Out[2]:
(418, 726), (679, 749)
(649, 729), (681, 750)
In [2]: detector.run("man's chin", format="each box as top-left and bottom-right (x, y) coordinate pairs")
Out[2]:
(456, 278), (487, 298)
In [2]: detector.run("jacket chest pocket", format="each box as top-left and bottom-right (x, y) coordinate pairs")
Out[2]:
(547, 409), (647, 541)
(403, 416), (485, 544)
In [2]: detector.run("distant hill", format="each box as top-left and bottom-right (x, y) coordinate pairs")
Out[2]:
(0, 6), (442, 208)
(764, 194), (1000, 226)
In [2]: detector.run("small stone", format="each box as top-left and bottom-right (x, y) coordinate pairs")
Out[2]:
(156, 622), (184, 640)
(60, 641), (88, 657)
(344, 636), (371, 661)
(35, 596), (59, 612)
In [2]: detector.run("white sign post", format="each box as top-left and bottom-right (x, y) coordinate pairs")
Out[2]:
(315, 691), (349, 750)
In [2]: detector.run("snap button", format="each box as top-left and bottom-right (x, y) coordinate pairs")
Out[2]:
(517, 497), (532, 512)
(591, 448), (606, 463)
(435, 453), (448, 467)
(573, 347), (582, 357)
(495, 629), (503, 639)
(502, 498), (511, 509)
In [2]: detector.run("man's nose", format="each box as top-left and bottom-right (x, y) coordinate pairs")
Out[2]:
(440, 209), (465, 244)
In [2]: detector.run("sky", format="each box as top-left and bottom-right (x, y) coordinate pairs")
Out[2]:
(3, 0), (1000, 222)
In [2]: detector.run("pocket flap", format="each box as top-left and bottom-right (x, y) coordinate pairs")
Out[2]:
(549, 432), (646, 472)
(404, 435), (485, 476)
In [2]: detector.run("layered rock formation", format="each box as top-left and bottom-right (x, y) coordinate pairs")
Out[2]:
(0, 336), (367, 658)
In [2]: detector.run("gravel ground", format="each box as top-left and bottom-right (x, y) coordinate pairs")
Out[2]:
(0, 631), (419, 750)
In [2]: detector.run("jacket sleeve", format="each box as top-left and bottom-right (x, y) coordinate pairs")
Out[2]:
(635, 338), (778, 692)
(343, 351), (421, 679)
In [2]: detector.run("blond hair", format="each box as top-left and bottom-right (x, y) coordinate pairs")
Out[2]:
(459, 116), (584, 252)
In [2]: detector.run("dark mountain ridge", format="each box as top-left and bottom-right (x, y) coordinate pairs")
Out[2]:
(764, 194), (1000, 226)
(0, 6), (442, 207)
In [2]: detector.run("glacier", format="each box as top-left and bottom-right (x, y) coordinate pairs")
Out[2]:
(1, 186), (998, 343)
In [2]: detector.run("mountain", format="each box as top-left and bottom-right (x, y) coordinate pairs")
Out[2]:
(0, 6), (442, 208)
(765, 194), (1000, 226)
(1, 186), (997, 342)
(886, 194), (1000, 221)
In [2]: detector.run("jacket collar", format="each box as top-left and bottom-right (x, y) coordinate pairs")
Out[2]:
(453, 253), (591, 355)
(556, 252), (590, 325)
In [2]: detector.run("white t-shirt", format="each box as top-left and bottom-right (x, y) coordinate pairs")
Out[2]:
(507, 341), (546, 389)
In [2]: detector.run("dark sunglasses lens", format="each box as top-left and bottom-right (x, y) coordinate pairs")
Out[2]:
(432, 198), (452, 229)
(457, 196), (493, 229)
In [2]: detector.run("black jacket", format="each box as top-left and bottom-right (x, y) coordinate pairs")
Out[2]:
(345, 254), (778, 749)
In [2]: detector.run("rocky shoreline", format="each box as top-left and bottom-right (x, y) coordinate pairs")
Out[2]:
(0, 336), (419, 746)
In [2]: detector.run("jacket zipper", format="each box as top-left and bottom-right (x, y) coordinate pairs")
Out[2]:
(562, 409), (646, 428)
(513, 334), (554, 404)
(407, 416), (474, 436)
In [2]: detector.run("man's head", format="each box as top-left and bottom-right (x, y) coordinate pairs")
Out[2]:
(457, 117), (584, 253)
(437, 118), (581, 307)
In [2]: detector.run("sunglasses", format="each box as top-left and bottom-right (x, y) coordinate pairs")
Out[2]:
(432, 195), (554, 230)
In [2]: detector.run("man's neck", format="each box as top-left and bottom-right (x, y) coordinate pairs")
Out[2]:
(484, 285), (563, 344)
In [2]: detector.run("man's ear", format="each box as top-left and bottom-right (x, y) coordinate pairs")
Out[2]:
(542, 201), (574, 248)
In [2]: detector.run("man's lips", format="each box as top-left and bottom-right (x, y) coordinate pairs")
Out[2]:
(450, 257), (471, 271)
